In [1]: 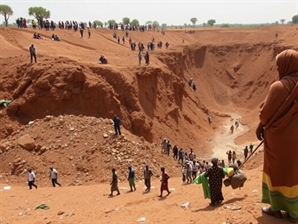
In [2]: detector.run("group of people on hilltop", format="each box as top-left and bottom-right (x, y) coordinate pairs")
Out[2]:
(16, 17), (27, 28)
(185, 30), (196, 34)
(35, 19), (56, 30)
(109, 23), (157, 32)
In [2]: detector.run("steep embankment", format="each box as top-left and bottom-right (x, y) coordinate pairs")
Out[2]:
(0, 26), (297, 160)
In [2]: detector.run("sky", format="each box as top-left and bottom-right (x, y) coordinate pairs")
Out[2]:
(0, 0), (297, 25)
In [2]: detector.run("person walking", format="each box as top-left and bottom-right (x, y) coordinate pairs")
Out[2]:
(127, 165), (136, 192)
(113, 115), (121, 135)
(49, 167), (61, 187)
(109, 168), (120, 196)
(88, 27), (91, 38)
(249, 143), (254, 154)
(204, 157), (225, 206)
(143, 165), (153, 192)
(29, 44), (36, 63)
(232, 151), (236, 164)
(158, 167), (171, 197)
(79, 26), (83, 38)
(28, 168), (37, 189)
(243, 146), (249, 160)
(226, 150), (232, 165)
(256, 49), (298, 223)
(138, 51), (142, 65)
(145, 51), (150, 65)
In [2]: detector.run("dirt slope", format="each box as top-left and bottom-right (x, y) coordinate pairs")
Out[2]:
(0, 25), (297, 224)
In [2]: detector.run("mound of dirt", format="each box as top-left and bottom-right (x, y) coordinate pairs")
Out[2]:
(0, 114), (182, 186)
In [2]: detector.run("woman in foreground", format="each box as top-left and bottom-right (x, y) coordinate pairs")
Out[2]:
(256, 49), (298, 223)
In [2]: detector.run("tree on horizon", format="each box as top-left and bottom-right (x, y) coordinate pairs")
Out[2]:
(130, 19), (139, 27)
(190, 17), (198, 27)
(292, 15), (298, 24)
(107, 19), (116, 25)
(93, 20), (103, 28)
(122, 17), (130, 25)
(28, 6), (50, 21)
(280, 19), (285, 24)
(152, 20), (159, 27)
(0, 4), (13, 27)
(146, 20), (152, 25)
(207, 19), (216, 26)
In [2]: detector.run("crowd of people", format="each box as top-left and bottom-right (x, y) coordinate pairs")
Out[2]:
(14, 14), (298, 222)
(16, 17), (27, 28)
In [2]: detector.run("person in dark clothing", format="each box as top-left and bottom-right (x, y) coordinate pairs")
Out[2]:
(113, 115), (121, 135)
(79, 26), (83, 38)
(29, 44), (36, 63)
(145, 51), (150, 65)
(204, 157), (225, 206)
(172, 145), (178, 160)
(178, 148), (184, 163)
(128, 165), (136, 192)
(244, 146), (249, 160)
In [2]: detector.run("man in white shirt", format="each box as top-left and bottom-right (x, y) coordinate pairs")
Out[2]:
(186, 162), (193, 184)
(49, 167), (61, 187)
(28, 168), (37, 189)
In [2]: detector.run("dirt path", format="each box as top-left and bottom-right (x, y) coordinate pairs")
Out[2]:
(210, 113), (249, 163)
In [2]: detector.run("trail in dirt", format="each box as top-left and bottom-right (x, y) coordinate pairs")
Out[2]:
(210, 113), (249, 162)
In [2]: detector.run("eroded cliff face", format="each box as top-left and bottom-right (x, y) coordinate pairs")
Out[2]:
(1, 27), (297, 152)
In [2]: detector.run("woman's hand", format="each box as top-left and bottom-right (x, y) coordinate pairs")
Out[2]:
(256, 122), (265, 140)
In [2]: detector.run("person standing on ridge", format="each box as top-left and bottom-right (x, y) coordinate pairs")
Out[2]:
(113, 115), (121, 135)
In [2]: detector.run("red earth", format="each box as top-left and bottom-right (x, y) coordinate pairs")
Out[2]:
(0, 25), (297, 224)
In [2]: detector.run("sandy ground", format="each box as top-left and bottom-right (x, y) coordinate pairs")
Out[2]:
(0, 116), (283, 224)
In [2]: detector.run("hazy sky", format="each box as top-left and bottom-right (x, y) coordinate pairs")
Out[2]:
(1, 0), (297, 25)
